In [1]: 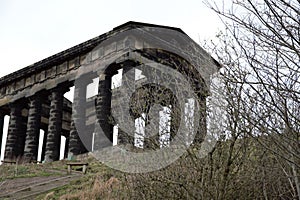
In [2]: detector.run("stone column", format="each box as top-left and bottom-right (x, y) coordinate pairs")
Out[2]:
(4, 101), (24, 159)
(64, 135), (69, 159)
(68, 120), (86, 158)
(44, 87), (67, 162)
(170, 100), (181, 144)
(68, 77), (91, 158)
(19, 119), (28, 156)
(195, 96), (206, 145)
(118, 65), (135, 146)
(118, 129), (134, 146)
(0, 112), (5, 158)
(144, 111), (160, 149)
(23, 96), (42, 162)
(94, 71), (116, 150)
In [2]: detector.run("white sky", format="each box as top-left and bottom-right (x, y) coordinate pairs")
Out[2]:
(0, 0), (223, 78)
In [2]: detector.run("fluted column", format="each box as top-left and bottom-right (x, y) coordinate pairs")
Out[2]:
(68, 76), (93, 158)
(118, 65), (135, 146)
(94, 71), (116, 150)
(44, 87), (67, 162)
(4, 101), (24, 159)
(23, 96), (42, 162)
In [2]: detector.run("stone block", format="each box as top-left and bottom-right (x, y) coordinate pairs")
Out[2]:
(46, 66), (57, 78)
(124, 36), (135, 48)
(0, 86), (6, 97)
(57, 62), (68, 74)
(15, 78), (25, 90)
(41, 117), (49, 125)
(36, 70), (46, 82)
(25, 75), (35, 87)
(69, 57), (80, 70)
(135, 40), (143, 50)
(62, 121), (71, 131)
(86, 115), (96, 126)
(117, 40), (125, 51)
(80, 53), (92, 65)
(98, 47), (104, 58)
(104, 42), (116, 56)
(6, 83), (15, 94)
(80, 53), (89, 65)
(63, 111), (72, 121)
(92, 49), (100, 61)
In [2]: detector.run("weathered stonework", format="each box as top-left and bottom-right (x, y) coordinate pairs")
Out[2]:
(94, 72), (116, 150)
(144, 110), (160, 149)
(195, 96), (207, 144)
(23, 95), (42, 161)
(44, 88), (68, 162)
(5, 101), (25, 159)
(117, 65), (136, 146)
(68, 76), (93, 157)
(0, 22), (220, 163)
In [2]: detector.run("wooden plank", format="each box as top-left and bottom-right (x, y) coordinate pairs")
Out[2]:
(66, 162), (88, 174)
(1, 160), (17, 165)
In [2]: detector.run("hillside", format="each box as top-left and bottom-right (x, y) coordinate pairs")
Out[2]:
(0, 136), (299, 199)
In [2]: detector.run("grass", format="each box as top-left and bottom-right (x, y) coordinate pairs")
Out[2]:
(0, 154), (129, 199)
(0, 164), (62, 181)
(37, 175), (127, 200)
(35, 160), (129, 200)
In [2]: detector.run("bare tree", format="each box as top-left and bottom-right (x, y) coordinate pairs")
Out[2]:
(205, 0), (300, 198)
(86, 1), (300, 199)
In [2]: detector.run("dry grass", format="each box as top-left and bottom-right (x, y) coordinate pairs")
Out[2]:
(41, 176), (122, 200)
(0, 163), (59, 181)
(35, 155), (128, 200)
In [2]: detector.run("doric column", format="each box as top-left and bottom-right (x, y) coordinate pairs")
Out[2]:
(170, 100), (181, 144)
(44, 87), (67, 162)
(118, 128), (135, 146)
(0, 111), (5, 158)
(19, 120), (28, 156)
(68, 120), (79, 157)
(68, 75), (93, 158)
(144, 111), (160, 149)
(64, 135), (69, 159)
(4, 101), (24, 159)
(118, 65), (135, 146)
(195, 96), (206, 144)
(94, 71), (116, 150)
(23, 96), (42, 162)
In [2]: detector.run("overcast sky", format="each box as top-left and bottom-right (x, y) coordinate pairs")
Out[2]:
(0, 0), (223, 78)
